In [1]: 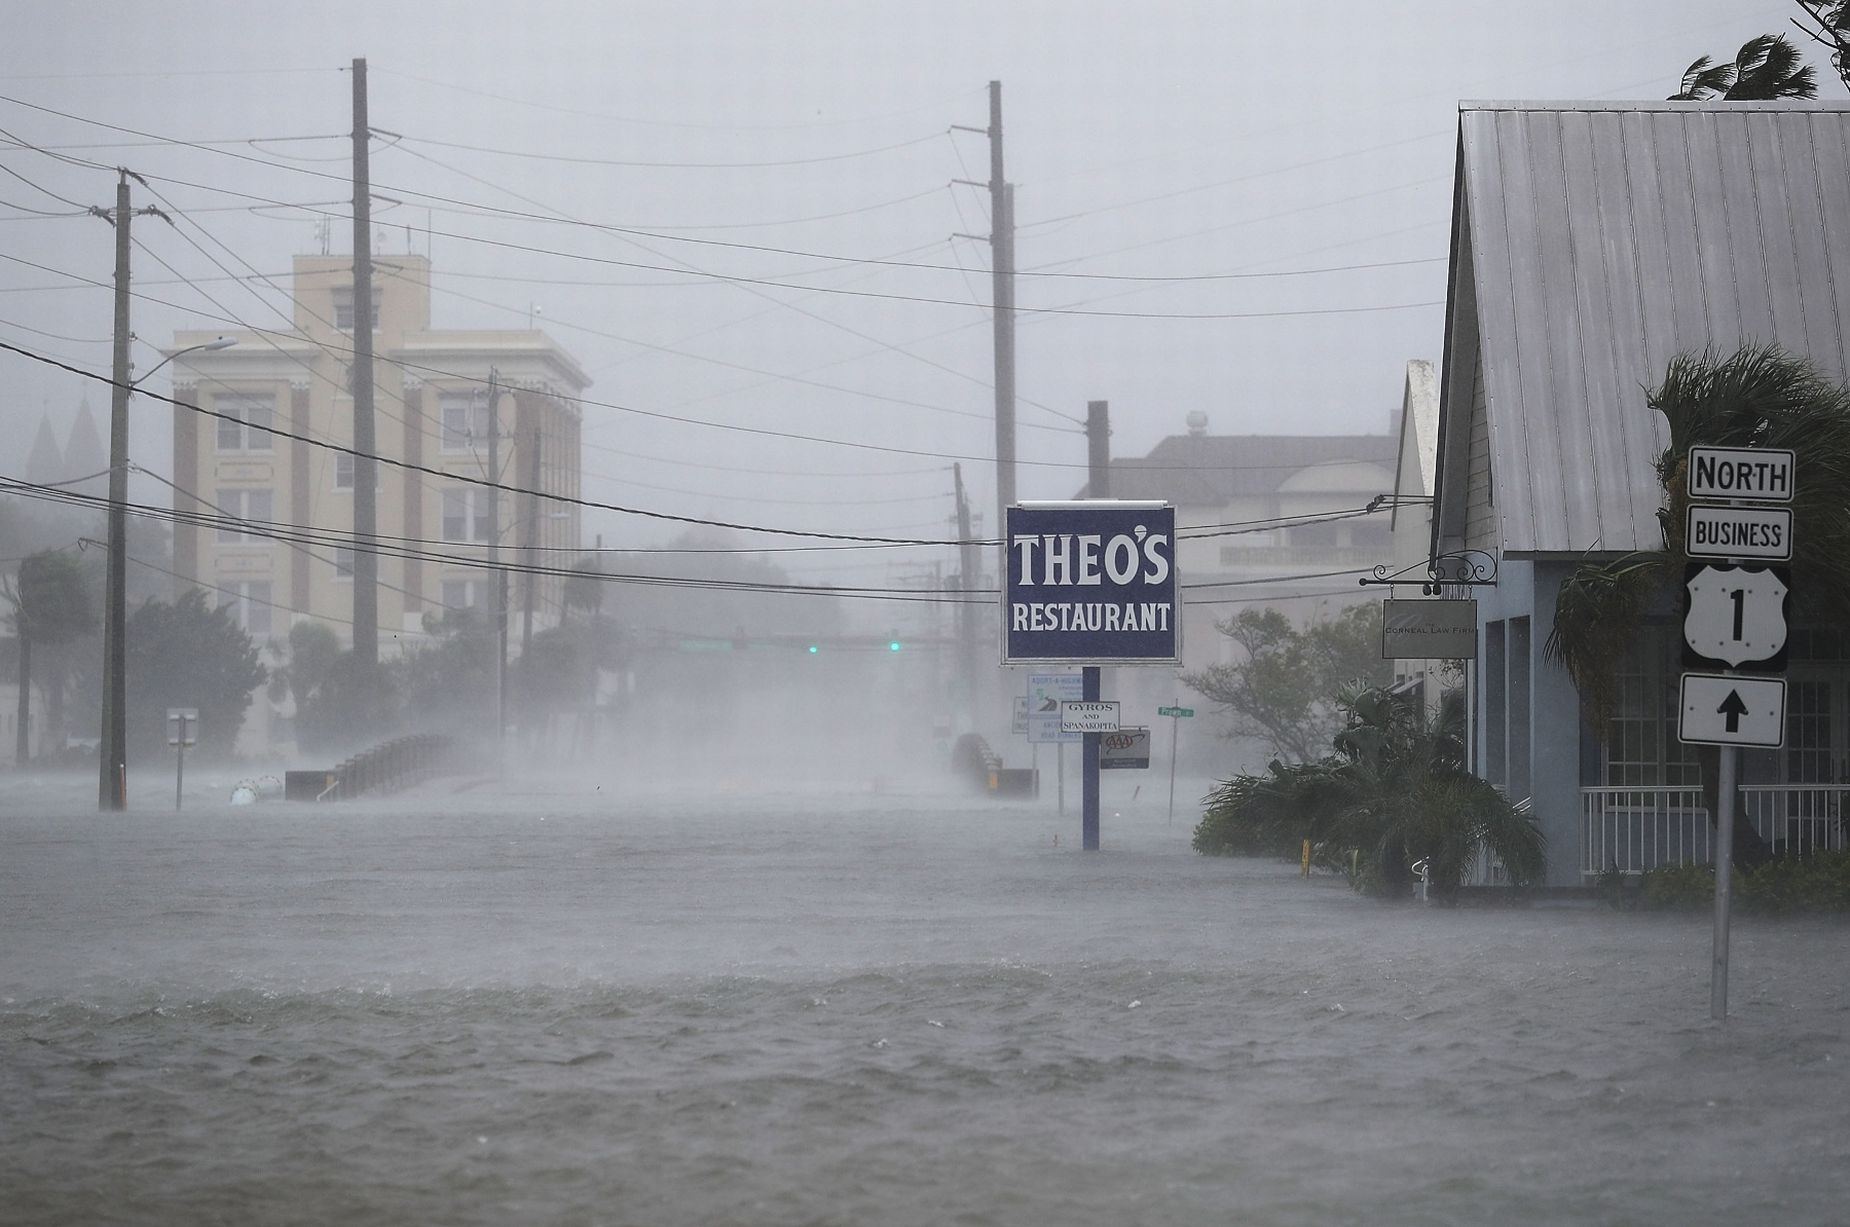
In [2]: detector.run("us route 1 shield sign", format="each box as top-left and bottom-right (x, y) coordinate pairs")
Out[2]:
(1682, 563), (1789, 671)
(1678, 673), (1786, 748)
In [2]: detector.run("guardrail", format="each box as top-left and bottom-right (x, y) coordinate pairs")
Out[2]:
(299, 734), (459, 802)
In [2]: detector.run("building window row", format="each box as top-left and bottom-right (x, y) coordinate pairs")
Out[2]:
(215, 392), (274, 453)
(442, 486), (494, 543)
(332, 286), (382, 332)
(334, 452), (381, 491)
(216, 487), (274, 542)
(439, 390), (492, 454)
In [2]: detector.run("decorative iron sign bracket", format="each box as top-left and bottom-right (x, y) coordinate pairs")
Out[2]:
(1358, 549), (1498, 593)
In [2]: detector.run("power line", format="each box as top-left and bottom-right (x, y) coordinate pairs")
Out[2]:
(382, 126), (948, 169)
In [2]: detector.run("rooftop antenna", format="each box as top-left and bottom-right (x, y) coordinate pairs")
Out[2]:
(313, 217), (330, 255)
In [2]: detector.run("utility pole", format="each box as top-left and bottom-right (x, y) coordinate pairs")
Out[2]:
(953, 81), (1015, 536)
(989, 85), (1016, 532)
(350, 56), (379, 672)
(97, 170), (133, 811)
(521, 425), (542, 662)
(484, 371), (506, 750)
(952, 463), (980, 714)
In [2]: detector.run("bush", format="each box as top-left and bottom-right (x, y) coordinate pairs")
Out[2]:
(1638, 851), (1850, 914)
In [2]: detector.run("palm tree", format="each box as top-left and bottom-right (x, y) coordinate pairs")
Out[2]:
(1547, 346), (1850, 858)
(1791, 2), (1850, 93)
(1671, 33), (1818, 100)
(1195, 686), (1544, 900)
(3, 549), (95, 766)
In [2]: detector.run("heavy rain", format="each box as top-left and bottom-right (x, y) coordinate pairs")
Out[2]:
(3, 3), (1847, 1224)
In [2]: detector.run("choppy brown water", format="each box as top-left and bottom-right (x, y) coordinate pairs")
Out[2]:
(2, 775), (1845, 1226)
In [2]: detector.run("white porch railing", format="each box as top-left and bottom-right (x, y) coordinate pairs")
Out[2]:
(1581, 788), (1709, 877)
(1582, 785), (1850, 876)
(1739, 786), (1849, 857)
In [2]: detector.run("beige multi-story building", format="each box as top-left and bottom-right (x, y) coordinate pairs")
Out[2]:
(168, 254), (588, 653)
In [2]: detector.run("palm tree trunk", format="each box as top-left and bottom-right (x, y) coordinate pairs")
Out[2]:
(14, 633), (29, 767)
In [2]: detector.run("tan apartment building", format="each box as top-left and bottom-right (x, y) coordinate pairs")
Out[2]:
(168, 254), (589, 653)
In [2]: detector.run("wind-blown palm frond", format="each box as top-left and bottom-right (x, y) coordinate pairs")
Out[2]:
(1544, 551), (1673, 722)
(1670, 34), (1818, 100)
(1672, 54), (1736, 100)
(1726, 33), (1819, 99)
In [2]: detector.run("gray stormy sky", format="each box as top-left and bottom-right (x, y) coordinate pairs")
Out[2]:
(0, 0), (1811, 588)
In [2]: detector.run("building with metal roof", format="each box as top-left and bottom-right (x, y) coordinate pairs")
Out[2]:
(1433, 101), (1850, 885)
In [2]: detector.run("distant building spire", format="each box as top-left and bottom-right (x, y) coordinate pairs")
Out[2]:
(25, 415), (62, 485)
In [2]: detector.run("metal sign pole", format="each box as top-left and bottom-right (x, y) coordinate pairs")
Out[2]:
(1712, 745), (1737, 1020)
(1082, 666), (1101, 850)
(173, 713), (188, 812)
(1166, 704), (1179, 825)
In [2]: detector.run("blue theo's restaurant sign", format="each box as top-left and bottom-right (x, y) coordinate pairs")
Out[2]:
(1003, 501), (1179, 666)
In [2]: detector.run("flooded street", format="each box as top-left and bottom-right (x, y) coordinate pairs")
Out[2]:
(3, 774), (1845, 1226)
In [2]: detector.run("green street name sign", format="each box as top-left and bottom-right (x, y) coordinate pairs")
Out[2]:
(1158, 706), (1194, 718)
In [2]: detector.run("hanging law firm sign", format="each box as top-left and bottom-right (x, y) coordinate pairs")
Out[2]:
(1003, 501), (1179, 666)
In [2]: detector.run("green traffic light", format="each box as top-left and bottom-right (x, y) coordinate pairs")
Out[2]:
(807, 644), (819, 654)
(889, 641), (901, 651)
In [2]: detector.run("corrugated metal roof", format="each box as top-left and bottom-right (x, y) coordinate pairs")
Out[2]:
(1441, 101), (1850, 555)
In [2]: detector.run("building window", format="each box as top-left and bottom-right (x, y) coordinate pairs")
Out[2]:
(333, 546), (355, 580)
(439, 390), (490, 453)
(441, 487), (493, 543)
(1601, 626), (1702, 788)
(215, 393), (274, 452)
(215, 487), (274, 543)
(332, 286), (382, 331)
(220, 580), (273, 639)
(334, 452), (381, 491)
(441, 577), (483, 610)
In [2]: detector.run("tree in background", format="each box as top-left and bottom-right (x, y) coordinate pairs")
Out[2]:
(3, 549), (96, 764)
(1670, 33), (1817, 100)
(267, 620), (352, 754)
(1182, 604), (1391, 764)
(121, 589), (265, 761)
(1792, 2), (1850, 92)
(394, 605), (495, 740)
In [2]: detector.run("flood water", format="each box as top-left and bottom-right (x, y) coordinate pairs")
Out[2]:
(2, 772), (1845, 1226)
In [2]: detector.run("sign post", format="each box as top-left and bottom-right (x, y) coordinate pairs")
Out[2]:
(1677, 445), (1794, 1021)
(1005, 501), (1178, 850)
(1157, 703), (1194, 823)
(166, 707), (198, 812)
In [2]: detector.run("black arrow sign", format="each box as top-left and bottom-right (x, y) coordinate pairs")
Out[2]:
(1717, 689), (1749, 733)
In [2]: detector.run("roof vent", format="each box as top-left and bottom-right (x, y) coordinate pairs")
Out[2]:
(1185, 410), (1209, 436)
